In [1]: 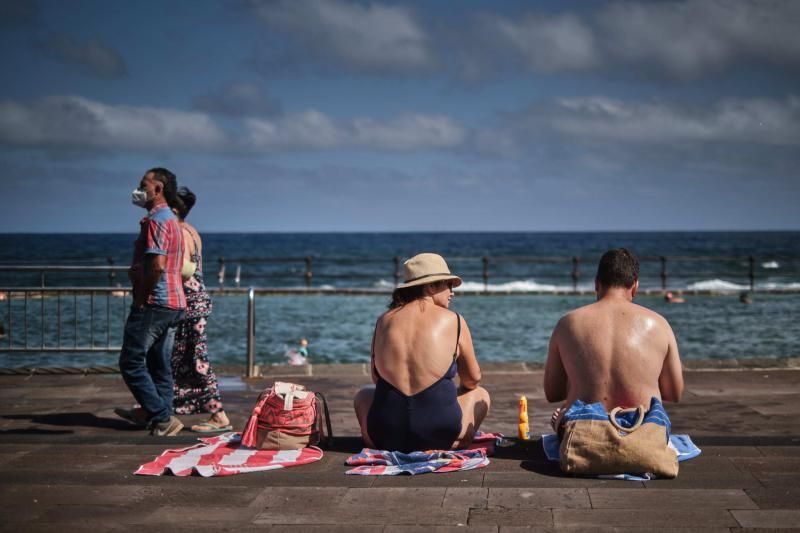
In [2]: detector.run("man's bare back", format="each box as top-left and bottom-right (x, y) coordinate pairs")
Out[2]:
(544, 249), (684, 420)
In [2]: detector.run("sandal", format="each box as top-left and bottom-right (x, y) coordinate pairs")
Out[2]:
(191, 420), (233, 433)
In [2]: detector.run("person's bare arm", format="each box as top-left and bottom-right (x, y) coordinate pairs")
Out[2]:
(544, 320), (568, 403)
(134, 254), (166, 308)
(370, 317), (380, 384)
(456, 317), (481, 390)
(658, 323), (684, 402)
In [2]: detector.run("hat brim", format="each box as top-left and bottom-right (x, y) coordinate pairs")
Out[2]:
(396, 274), (462, 290)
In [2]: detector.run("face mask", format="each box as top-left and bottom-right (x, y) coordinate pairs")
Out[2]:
(131, 188), (148, 207)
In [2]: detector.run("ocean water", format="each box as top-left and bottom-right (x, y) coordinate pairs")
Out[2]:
(1, 232), (798, 367)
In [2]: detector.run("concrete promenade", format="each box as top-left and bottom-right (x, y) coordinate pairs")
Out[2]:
(2, 362), (800, 531)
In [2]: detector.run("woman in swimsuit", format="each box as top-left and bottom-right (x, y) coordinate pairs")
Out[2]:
(354, 253), (491, 452)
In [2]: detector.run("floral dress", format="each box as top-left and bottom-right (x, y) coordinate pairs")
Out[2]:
(171, 230), (223, 414)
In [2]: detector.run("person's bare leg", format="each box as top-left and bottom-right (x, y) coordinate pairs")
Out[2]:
(353, 385), (376, 448)
(453, 386), (491, 449)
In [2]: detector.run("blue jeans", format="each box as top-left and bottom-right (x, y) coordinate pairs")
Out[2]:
(119, 304), (185, 424)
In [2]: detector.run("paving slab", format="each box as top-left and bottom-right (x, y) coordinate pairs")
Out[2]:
(587, 488), (758, 509)
(468, 508), (553, 527)
(552, 508), (739, 528)
(487, 488), (590, 509)
(744, 487), (800, 510)
(500, 524), (736, 533)
(730, 509), (800, 528)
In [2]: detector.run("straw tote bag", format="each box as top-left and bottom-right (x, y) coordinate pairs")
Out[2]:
(559, 398), (679, 478)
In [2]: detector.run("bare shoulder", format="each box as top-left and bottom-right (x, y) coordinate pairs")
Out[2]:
(552, 307), (583, 338)
(557, 301), (596, 327)
(632, 301), (670, 324)
(631, 301), (675, 334)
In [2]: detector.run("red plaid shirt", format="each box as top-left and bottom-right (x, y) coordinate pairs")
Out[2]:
(130, 202), (186, 310)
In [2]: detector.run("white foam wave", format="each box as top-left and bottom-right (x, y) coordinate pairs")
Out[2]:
(686, 278), (800, 291)
(758, 281), (800, 290)
(456, 280), (591, 292)
(686, 279), (750, 291)
(374, 277), (800, 293)
(762, 261), (780, 269)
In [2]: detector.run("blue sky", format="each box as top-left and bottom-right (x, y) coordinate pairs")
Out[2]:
(1, 0), (798, 232)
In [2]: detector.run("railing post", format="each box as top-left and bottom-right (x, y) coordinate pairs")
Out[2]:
(748, 256), (755, 291)
(40, 271), (45, 288)
(393, 256), (401, 286)
(218, 257), (226, 288)
(107, 256), (115, 286)
(246, 288), (257, 378)
(660, 256), (667, 291)
(305, 256), (313, 288)
(571, 256), (579, 291)
(235, 265), (241, 288)
(482, 256), (489, 292)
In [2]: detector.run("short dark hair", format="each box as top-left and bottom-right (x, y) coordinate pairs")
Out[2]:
(387, 280), (449, 309)
(596, 248), (639, 289)
(147, 167), (178, 209)
(173, 187), (196, 220)
(388, 284), (426, 309)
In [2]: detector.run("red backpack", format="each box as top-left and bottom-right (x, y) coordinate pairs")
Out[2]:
(241, 382), (332, 450)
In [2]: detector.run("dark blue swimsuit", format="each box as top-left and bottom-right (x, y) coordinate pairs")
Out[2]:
(367, 313), (462, 452)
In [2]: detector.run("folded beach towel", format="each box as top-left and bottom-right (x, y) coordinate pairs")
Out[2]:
(135, 432), (323, 477)
(541, 433), (701, 481)
(345, 431), (502, 476)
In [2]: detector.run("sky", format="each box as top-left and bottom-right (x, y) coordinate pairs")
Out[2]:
(0, 0), (799, 232)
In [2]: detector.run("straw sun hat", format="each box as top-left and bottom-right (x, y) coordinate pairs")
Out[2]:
(396, 253), (463, 289)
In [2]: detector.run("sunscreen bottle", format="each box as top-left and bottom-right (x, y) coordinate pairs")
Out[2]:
(518, 395), (530, 440)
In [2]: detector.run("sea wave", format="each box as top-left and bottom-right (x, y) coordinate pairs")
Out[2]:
(686, 279), (750, 291)
(686, 278), (800, 291)
(374, 278), (591, 292)
(762, 261), (780, 269)
(457, 280), (594, 292)
(375, 277), (800, 293)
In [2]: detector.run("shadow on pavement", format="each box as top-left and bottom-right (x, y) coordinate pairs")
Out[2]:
(4, 412), (140, 431)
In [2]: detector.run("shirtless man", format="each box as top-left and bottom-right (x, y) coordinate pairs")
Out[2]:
(544, 248), (684, 432)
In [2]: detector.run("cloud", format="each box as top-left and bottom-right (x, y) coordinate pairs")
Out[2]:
(192, 82), (282, 117)
(468, 12), (598, 76)
(458, 0), (800, 80)
(476, 96), (800, 154)
(244, 111), (465, 151)
(246, 0), (436, 75)
(0, 96), (227, 151)
(596, 0), (800, 78)
(38, 32), (127, 79)
(0, 95), (465, 153)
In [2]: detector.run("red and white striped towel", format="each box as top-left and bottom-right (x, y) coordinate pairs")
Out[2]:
(135, 432), (323, 477)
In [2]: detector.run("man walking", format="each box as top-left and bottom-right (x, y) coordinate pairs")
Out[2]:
(116, 168), (186, 436)
(544, 248), (684, 432)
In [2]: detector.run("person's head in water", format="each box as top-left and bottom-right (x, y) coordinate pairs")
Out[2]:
(595, 248), (639, 299)
(172, 187), (196, 222)
(739, 292), (752, 304)
(664, 291), (685, 304)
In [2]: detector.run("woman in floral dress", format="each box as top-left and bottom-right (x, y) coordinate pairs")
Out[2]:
(170, 188), (231, 432)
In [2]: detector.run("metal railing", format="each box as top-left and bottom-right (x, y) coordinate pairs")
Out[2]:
(0, 287), (130, 352)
